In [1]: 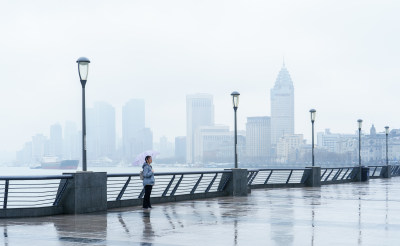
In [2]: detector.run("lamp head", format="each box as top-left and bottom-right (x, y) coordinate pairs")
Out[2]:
(357, 119), (363, 130)
(76, 57), (90, 85)
(385, 126), (389, 135)
(231, 91), (240, 108)
(309, 109), (316, 123)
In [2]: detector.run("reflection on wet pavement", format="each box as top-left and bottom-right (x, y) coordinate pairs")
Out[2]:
(1, 178), (400, 245)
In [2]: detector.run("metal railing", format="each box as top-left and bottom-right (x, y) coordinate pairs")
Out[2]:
(107, 170), (232, 202)
(0, 175), (73, 209)
(320, 167), (355, 183)
(391, 165), (400, 176)
(247, 168), (307, 186)
(368, 166), (384, 178)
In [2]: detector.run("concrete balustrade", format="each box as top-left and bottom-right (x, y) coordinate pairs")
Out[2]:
(1, 165), (397, 218)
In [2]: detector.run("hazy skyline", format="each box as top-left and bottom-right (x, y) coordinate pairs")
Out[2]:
(1, 0), (400, 156)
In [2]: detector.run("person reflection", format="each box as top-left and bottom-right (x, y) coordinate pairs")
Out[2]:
(141, 210), (154, 246)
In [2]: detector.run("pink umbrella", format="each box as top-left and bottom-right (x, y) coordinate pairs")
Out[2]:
(132, 150), (160, 166)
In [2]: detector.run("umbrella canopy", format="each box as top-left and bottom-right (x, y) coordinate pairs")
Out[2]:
(132, 150), (160, 166)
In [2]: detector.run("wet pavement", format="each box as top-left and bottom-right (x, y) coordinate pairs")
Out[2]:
(1, 178), (400, 245)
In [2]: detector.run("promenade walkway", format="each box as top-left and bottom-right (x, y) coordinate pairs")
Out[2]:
(1, 178), (399, 245)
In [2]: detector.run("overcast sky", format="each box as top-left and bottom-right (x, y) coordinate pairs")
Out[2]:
(0, 0), (399, 157)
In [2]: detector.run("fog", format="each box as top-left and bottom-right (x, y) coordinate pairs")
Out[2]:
(0, 0), (399, 159)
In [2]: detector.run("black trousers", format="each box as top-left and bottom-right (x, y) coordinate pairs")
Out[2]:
(143, 185), (153, 208)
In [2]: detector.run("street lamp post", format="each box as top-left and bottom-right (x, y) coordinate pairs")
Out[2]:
(310, 109), (316, 167)
(77, 57), (91, 172)
(385, 126), (389, 166)
(357, 119), (363, 167)
(231, 91), (240, 168)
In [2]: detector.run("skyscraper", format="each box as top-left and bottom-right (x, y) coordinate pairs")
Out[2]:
(49, 123), (63, 158)
(122, 99), (152, 160)
(175, 136), (186, 163)
(87, 102), (116, 160)
(270, 62), (294, 146)
(246, 116), (271, 161)
(63, 121), (80, 160)
(186, 94), (214, 164)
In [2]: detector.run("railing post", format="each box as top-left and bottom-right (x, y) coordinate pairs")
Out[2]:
(117, 176), (131, 201)
(3, 180), (9, 209)
(170, 175), (184, 196)
(303, 167), (321, 187)
(162, 175), (175, 197)
(191, 174), (203, 194)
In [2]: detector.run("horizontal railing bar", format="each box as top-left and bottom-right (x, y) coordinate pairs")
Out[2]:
(9, 187), (59, 190)
(8, 183), (61, 186)
(249, 168), (306, 171)
(107, 170), (232, 177)
(0, 175), (73, 180)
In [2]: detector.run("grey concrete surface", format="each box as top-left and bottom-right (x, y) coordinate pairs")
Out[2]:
(1, 178), (400, 245)
(61, 172), (107, 214)
(304, 166), (321, 187)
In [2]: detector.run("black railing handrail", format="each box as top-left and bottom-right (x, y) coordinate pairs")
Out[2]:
(248, 168), (307, 171)
(367, 165), (396, 167)
(321, 167), (358, 169)
(107, 170), (232, 178)
(0, 175), (73, 180)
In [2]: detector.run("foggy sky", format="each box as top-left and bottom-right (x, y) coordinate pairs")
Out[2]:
(0, 0), (399, 157)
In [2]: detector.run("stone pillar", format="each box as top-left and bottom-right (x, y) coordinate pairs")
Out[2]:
(303, 167), (321, 187)
(224, 169), (248, 196)
(59, 172), (107, 214)
(352, 166), (370, 182)
(351, 166), (362, 182)
(381, 165), (392, 178)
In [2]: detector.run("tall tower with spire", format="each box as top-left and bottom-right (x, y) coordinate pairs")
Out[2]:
(270, 62), (295, 146)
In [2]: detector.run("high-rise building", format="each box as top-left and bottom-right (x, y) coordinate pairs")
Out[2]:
(122, 99), (147, 160)
(16, 142), (32, 165)
(63, 121), (80, 160)
(246, 116), (271, 161)
(186, 94), (214, 164)
(49, 123), (63, 158)
(271, 63), (294, 146)
(32, 134), (48, 162)
(134, 128), (153, 155)
(175, 136), (186, 163)
(159, 136), (174, 158)
(194, 125), (245, 164)
(87, 102), (116, 160)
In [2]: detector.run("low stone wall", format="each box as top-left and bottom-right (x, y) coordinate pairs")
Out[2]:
(108, 191), (228, 209)
(0, 206), (63, 219)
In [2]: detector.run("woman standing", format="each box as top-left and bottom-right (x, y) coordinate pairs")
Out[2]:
(142, 155), (154, 209)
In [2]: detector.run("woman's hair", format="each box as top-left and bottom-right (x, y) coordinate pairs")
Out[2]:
(145, 156), (151, 163)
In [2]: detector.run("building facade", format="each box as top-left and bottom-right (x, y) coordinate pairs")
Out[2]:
(271, 63), (294, 146)
(276, 134), (304, 163)
(186, 94), (214, 164)
(175, 136), (186, 163)
(87, 102), (116, 160)
(246, 116), (271, 162)
(49, 123), (63, 158)
(122, 99), (147, 160)
(194, 125), (245, 164)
